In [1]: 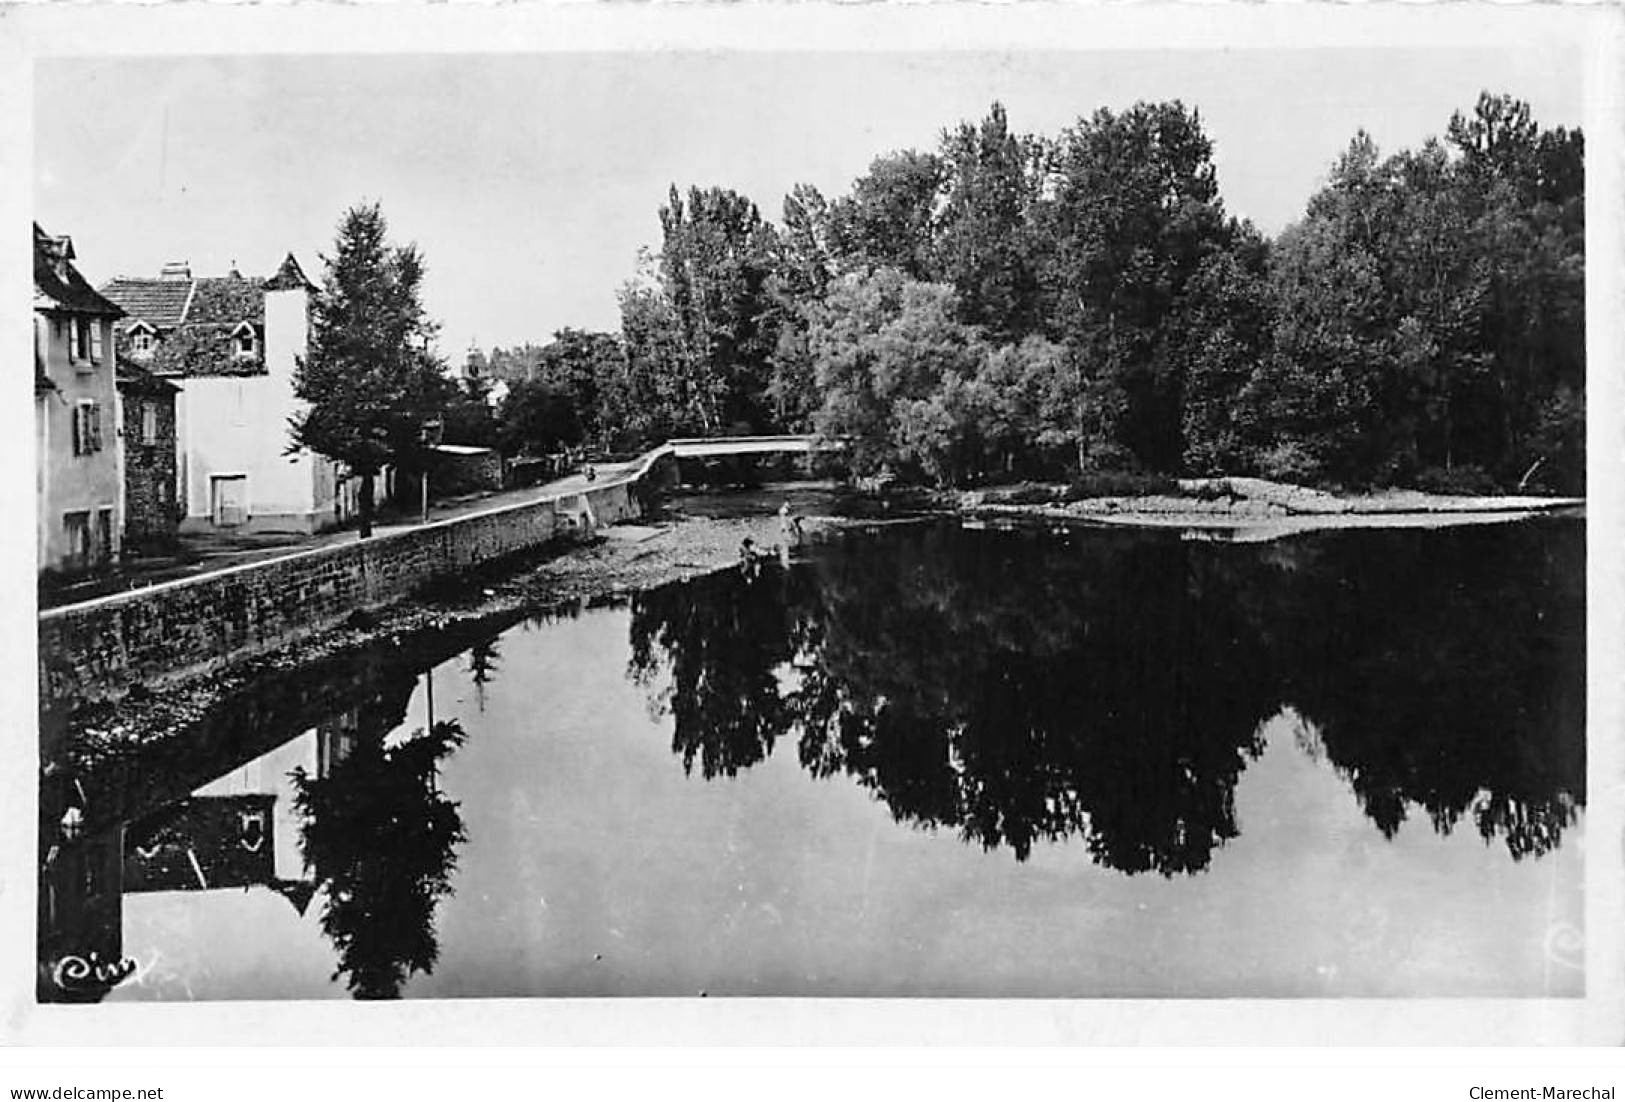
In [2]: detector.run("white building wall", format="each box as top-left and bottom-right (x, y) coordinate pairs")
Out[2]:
(178, 375), (317, 529)
(176, 279), (338, 533)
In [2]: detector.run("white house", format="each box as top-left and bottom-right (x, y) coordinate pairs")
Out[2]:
(101, 254), (370, 534)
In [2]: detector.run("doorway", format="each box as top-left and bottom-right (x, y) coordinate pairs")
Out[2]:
(210, 474), (248, 527)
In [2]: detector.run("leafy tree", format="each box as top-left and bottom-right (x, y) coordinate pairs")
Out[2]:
(826, 150), (944, 280)
(807, 269), (991, 486)
(1248, 211), (1392, 485)
(1035, 101), (1235, 473)
(496, 377), (583, 457)
(775, 183), (836, 302)
(529, 328), (622, 448)
(615, 267), (698, 446)
(652, 185), (783, 433)
(290, 202), (452, 536)
(973, 334), (1074, 478)
(1257, 96), (1585, 491)
(761, 185), (838, 431)
(1178, 226), (1272, 475)
(934, 102), (1046, 339)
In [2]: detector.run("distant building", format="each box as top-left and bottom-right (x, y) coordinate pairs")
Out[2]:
(101, 255), (366, 534)
(116, 362), (180, 552)
(34, 224), (126, 577)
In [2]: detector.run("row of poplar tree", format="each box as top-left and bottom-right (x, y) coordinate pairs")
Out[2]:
(299, 90), (1585, 528)
(530, 92), (1583, 493)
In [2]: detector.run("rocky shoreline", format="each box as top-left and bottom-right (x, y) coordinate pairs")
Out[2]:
(960, 476), (1584, 538)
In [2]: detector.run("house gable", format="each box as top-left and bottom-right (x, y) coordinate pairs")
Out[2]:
(34, 225), (124, 320)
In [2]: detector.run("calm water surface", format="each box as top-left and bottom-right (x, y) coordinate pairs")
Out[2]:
(39, 519), (1585, 1000)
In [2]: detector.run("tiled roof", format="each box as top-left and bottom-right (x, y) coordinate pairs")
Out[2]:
(187, 274), (266, 325)
(34, 224), (124, 318)
(101, 257), (310, 379)
(100, 278), (193, 329)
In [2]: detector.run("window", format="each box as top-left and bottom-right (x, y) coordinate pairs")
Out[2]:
(69, 318), (91, 364)
(141, 400), (158, 445)
(62, 511), (91, 569)
(90, 321), (104, 364)
(132, 328), (154, 354)
(233, 324), (257, 357)
(72, 401), (104, 456)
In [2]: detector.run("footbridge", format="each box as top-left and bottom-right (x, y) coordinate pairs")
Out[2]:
(664, 434), (829, 459)
(618, 434), (839, 489)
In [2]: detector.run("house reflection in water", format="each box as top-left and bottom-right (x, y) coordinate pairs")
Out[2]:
(36, 724), (367, 1003)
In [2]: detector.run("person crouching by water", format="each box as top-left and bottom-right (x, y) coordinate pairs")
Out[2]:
(739, 536), (762, 580)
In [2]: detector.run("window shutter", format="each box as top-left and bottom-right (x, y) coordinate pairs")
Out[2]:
(93, 403), (103, 451)
(91, 322), (104, 363)
(71, 405), (82, 456)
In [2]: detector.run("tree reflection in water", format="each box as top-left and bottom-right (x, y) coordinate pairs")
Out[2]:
(1259, 525), (1586, 861)
(291, 711), (468, 1000)
(627, 520), (1584, 873)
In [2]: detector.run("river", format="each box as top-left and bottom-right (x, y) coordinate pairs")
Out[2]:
(37, 516), (1585, 1000)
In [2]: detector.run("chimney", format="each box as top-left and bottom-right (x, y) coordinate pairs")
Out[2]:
(160, 261), (192, 280)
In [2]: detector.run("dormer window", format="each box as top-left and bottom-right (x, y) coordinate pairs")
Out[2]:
(128, 321), (156, 356)
(231, 322), (257, 358)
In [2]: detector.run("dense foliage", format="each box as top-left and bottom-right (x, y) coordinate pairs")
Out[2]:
(469, 91), (1582, 494)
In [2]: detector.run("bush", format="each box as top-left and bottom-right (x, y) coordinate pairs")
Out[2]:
(1061, 471), (1178, 500)
(809, 449), (851, 481)
(1413, 464), (1500, 496)
(1254, 440), (1323, 486)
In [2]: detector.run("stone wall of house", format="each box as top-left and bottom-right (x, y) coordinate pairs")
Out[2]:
(39, 472), (647, 707)
(121, 389), (179, 551)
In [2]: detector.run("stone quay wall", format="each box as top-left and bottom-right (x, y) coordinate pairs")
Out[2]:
(39, 458), (661, 707)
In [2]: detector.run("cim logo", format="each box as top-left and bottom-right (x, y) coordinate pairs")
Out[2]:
(50, 951), (137, 995)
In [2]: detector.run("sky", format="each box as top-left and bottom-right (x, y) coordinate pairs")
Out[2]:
(35, 48), (1582, 364)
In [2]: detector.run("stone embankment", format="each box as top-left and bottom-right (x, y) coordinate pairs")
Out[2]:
(39, 452), (667, 708)
(47, 499), (846, 768)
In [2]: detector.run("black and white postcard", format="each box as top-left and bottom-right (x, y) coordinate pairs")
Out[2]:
(3, 1), (1622, 1057)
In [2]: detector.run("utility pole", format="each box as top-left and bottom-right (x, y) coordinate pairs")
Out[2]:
(420, 417), (443, 525)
